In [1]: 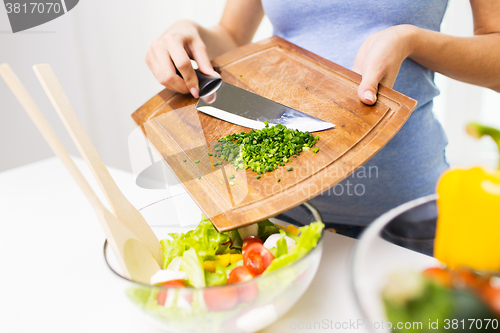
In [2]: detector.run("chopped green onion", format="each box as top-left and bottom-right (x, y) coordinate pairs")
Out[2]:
(229, 174), (235, 180)
(194, 160), (200, 163)
(277, 178), (281, 182)
(256, 175), (261, 179)
(313, 147), (319, 154)
(229, 181), (235, 186)
(216, 123), (317, 176)
(208, 153), (213, 156)
(287, 167), (293, 172)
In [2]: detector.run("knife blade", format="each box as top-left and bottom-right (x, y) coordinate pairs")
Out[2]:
(192, 70), (335, 133)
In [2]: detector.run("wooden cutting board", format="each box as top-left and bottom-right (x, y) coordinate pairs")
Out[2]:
(132, 36), (416, 232)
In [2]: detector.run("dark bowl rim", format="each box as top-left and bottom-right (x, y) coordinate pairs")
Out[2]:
(103, 198), (325, 291)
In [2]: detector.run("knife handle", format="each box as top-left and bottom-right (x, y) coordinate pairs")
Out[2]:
(176, 67), (222, 97)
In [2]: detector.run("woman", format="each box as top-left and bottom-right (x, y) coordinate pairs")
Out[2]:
(145, 0), (500, 237)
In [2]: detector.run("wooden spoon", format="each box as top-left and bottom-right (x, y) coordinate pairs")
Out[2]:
(0, 64), (160, 284)
(32, 64), (162, 266)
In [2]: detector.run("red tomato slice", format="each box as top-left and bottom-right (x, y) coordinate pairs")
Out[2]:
(242, 236), (263, 255)
(243, 242), (274, 276)
(422, 267), (452, 288)
(157, 290), (168, 306)
(479, 284), (500, 315)
(237, 283), (258, 303)
(203, 286), (238, 312)
(160, 279), (187, 288)
(227, 265), (253, 284)
(454, 268), (487, 290)
(227, 266), (258, 303)
(156, 280), (187, 306)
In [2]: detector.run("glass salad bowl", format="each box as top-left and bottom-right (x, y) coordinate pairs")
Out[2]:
(349, 194), (439, 333)
(104, 196), (324, 333)
(349, 194), (500, 333)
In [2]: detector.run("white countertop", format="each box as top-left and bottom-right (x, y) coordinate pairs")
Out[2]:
(0, 157), (433, 333)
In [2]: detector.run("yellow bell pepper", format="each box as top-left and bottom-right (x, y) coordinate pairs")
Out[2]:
(435, 123), (500, 271)
(274, 223), (300, 236)
(203, 254), (243, 272)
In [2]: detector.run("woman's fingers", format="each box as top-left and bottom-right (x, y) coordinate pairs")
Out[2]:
(154, 46), (190, 94)
(353, 26), (414, 105)
(357, 62), (399, 105)
(190, 40), (219, 77)
(146, 20), (218, 97)
(357, 67), (382, 105)
(167, 42), (199, 97)
(146, 38), (189, 94)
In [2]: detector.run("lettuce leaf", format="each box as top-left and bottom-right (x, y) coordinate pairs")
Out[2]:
(205, 264), (228, 286)
(180, 248), (205, 288)
(263, 221), (324, 274)
(257, 220), (282, 241)
(275, 231), (288, 258)
(160, 234), (186, 269)
(182, 217), (230, 258)
(160, 214), (231, 269)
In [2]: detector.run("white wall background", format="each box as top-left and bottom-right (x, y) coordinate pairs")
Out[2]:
(0, 0), (498, 173)
(434, 0), (500, 168)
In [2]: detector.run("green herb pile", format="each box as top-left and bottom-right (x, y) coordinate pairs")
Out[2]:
(213, 122), (319, 176)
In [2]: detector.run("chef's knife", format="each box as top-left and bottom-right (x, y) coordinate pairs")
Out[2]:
(188, 69), (335, 132)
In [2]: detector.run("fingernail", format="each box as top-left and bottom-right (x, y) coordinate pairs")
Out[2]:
(190, 87), (199, 98)
(364, 91), (376, 103)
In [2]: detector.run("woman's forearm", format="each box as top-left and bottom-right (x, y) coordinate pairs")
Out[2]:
(197, 0), (264, 61)
(196, 25), (240, 60)
(409, 26), (500, 92)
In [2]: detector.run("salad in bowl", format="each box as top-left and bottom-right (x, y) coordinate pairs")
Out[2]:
(104, 199), (324, 333)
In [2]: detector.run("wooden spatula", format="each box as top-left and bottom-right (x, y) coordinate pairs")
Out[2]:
(0, 64), (160, 284)
(32, 64), (162, 266)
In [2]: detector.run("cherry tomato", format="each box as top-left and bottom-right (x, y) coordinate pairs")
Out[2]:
(243, 243), (274, 276)
(227, 266), (258, 303)
(479, 284), (500, 315)
(203, 286), (238, 312)
(156, 280), (187, 306)
(237, 283), (258, 303)
(160, 280), (187, 288)
(157, 290), (168, 306)
(422, 267), (452, 287)
(453, 268), (487, 290)
(227, 265), (253, 284)
(242, 236), (263, 255)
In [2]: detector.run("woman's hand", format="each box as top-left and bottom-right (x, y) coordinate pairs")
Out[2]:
(353, 25), (417, 105)
(145, 19), (220, 98)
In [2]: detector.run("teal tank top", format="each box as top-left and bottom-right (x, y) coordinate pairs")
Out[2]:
(262, 0), (450, 225)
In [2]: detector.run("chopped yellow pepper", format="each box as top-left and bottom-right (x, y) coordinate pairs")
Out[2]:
(274, 223), (300, 236)
(435, 123), (500, 271)
(203, 253), (243, 272)
(229, 254), (243, 264)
